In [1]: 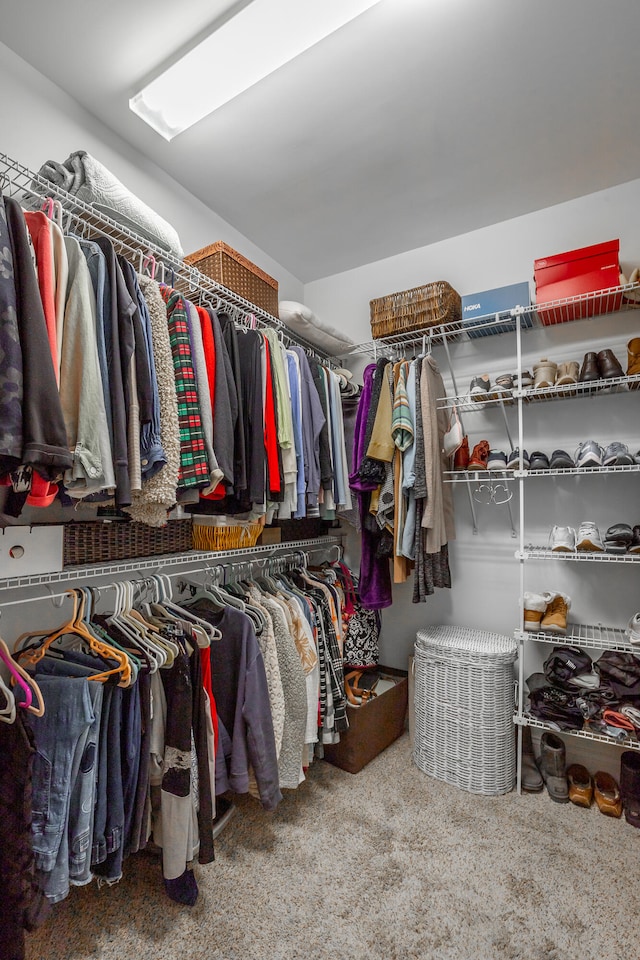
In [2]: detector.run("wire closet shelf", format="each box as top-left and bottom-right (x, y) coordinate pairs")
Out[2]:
(351, 283), (640, 358)
(515, 623), (637, 654)
(515, 715), (640, 752)
(444, 462), (640, 483)
(0, 152), (341, 369)
(0, 535), (345, 592)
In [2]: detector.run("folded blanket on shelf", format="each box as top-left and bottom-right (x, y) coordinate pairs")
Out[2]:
(36, 150), (184, 259)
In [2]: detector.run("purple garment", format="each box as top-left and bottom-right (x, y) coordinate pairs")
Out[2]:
(349, 363), (392, 610)
(349, 364), (378, 493)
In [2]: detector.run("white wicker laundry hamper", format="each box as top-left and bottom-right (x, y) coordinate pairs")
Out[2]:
(414, 626), (517, 796)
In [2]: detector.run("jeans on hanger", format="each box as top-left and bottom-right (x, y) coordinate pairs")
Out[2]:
(35, 657), (104, 895)
(120, 679), (142, 856)
(128, 670), (152, 854)
(92, 685), (125, 883)
(27, 676), (95, 886)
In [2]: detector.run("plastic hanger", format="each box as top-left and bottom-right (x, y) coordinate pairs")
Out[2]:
(108, 580), (164, 672)
(85, 586), (143, 681)
(19, 587), (133, 687)
(0, 636), (45, 717)
(152, 574), (219, 642)
(0, 671), (16, 724)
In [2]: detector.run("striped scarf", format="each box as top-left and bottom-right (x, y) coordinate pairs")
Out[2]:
(391, 360), (413, 452)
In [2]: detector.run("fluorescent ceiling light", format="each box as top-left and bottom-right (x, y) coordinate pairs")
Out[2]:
(130, 0), (383, 141)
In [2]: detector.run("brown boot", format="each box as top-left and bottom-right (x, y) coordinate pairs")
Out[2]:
(454, 436), (469, 470)
(540, 593), (570, 634)
(627, 337), (640, 390)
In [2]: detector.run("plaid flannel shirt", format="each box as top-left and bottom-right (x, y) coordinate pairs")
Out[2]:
(161, 287), (209, 488)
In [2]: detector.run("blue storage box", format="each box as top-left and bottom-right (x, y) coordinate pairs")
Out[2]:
(461, 281), (534, 338)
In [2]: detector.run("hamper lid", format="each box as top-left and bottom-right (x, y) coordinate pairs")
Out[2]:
(416, 625), (516, 659)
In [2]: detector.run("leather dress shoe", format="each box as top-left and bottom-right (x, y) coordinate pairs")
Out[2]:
(597, 348), (625, 380)
(567, 764), (593, 807)
(579, 352), (599, 383)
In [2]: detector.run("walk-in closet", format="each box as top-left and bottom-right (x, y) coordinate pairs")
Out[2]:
(1, 2), (640, 959)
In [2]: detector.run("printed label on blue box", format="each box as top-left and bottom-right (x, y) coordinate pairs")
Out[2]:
(462, 281), (533, 338)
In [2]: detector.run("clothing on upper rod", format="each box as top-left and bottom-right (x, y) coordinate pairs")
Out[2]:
(0, 194), (352, 527)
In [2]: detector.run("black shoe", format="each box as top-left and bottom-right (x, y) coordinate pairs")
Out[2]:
(549, 449), (575, 469)
(529, 451), (550, 471)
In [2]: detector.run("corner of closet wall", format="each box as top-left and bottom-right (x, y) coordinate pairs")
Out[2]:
(304, 175), (640, 672)
(0, 39), (305, 303)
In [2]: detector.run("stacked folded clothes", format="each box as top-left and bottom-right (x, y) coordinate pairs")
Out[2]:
(526, 646), (640, 739)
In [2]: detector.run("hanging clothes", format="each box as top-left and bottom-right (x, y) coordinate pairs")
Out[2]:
(349, 362), (392, 610)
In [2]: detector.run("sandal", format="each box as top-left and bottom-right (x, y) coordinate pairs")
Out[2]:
(344, 670), (378, 705)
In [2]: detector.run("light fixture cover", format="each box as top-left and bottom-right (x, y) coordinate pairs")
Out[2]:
(130, 0), (383, 140)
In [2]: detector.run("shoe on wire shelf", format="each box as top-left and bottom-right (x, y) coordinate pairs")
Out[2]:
(549, 525), (576, 552)
(575, 521), (604, 552)
(540, 592), (571, 634)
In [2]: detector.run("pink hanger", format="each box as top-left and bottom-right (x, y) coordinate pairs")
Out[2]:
(0, 637), (45, 716)
(142, 254), (157, 279)
(40, 197), (55, 220)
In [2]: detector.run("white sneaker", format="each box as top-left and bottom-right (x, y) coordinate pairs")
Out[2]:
(627, 614), (640, 643)
(575, 520), (604, 552)
(550, 525), (576, 552)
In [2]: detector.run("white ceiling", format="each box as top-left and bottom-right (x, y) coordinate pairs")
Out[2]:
(2, 0), (640, 283)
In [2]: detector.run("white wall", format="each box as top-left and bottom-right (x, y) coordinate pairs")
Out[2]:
(0, 41), (304, 302)
(309, 182), (640, 776)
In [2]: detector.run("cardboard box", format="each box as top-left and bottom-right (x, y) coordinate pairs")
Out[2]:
(258, 527), (281, 546)
(0, 525), (63, 578)
(323, 667), (408, 774)
(534, 239), (622, 325)
(461, 281), (534, 338)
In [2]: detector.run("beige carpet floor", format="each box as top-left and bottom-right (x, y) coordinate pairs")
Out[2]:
(25, 733), (640, 960)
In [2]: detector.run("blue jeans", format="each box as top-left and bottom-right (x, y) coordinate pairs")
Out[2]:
(35, 658), (104, 895)
(92, 685), (125, 883)
(28, 677), (95, 887)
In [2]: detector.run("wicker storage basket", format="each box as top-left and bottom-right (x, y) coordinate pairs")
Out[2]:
(370, 281), (461, 339)
(413, 625), (517, 796)
(185, 242), (279, 317)
(192, 519), (262, 552)
(63, 520), (193, 566)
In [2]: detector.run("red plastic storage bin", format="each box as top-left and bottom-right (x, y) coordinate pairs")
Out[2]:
(534, 239), (622, 325)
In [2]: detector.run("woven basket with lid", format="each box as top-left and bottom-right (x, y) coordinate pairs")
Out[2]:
(185, 241), (279, 317)
(370, 280), (461, 339)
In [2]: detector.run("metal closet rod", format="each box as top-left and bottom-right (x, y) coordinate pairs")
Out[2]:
(0, 151), (342, 371)
(0, 540), (344, 610)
